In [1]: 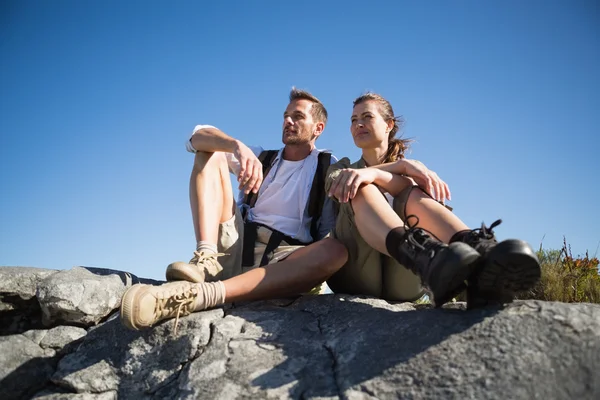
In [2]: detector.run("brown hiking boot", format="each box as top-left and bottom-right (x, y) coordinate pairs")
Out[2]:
(120, 281), (200, 332)
(166, 251), (226, 283)
(120, 280), (226, 333)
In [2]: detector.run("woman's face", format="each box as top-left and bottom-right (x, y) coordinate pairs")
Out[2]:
(350, 100), (391, 150)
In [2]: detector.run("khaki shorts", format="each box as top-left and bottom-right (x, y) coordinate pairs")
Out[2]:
(216, 207), (325, 294)
(326, 192), (424, 302)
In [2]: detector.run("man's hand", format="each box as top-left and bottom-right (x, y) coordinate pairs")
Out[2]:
(234, 141), (263, 195)
(401, 159), (451, 204)
(328, 168), (378, 203)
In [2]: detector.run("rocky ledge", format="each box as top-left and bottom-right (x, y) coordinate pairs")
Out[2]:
(0, 266), (599, 400)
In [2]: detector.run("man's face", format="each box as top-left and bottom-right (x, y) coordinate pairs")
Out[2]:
(282, 99), (319, 145)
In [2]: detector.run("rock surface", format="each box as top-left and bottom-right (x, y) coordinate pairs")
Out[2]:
(1, 266), (599, 400)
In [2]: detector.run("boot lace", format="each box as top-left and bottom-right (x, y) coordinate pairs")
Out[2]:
(402, 215), (436, 258)
(155, 285), (199, 334)
(190, 251), (227, 266)
(470, 219), (502, 240)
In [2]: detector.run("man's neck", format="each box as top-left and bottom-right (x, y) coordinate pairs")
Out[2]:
(282, 143), (314, 161)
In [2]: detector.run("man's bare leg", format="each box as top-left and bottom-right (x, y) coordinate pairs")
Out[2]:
(222, 238), (348, 302)
(166, 151), (235, 282)
(190, 151), (236, 243)
(121, 238), (348, 331)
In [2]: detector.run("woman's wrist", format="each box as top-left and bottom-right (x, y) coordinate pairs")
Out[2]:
(393, 159), (408, 175)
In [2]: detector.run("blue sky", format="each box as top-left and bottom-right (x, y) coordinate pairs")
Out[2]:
(1, 1), (598, 281)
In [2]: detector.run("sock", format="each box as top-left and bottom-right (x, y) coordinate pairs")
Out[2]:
(449, 230), (471, 244)
(193, 281), (226, 311)
(196, 241), (218, 254)
(385, 227), (408, 264)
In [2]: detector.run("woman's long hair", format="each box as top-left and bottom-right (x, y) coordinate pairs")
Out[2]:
(353, 93), (412, 163)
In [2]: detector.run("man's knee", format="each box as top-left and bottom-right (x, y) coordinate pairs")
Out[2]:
(193, 151), (228, 172)
(315, 238), (348, 273)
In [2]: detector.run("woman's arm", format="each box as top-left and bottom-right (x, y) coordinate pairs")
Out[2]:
(328, 166), (410, 203)
(370, 159), (451, 203)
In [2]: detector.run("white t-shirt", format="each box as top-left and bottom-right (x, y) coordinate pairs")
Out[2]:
(251, 159), (307, 237)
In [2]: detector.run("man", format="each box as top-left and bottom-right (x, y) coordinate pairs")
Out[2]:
(120, 88), (349, 331)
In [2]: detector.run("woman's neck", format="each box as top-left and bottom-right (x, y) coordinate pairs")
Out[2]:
(361, 146), (387, 167)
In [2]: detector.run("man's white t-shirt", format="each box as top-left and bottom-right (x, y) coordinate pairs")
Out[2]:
(251, 158), (306, 237)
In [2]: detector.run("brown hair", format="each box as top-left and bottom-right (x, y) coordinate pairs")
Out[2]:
(289, 87), (328, 125)
(353, 92), (412, 163)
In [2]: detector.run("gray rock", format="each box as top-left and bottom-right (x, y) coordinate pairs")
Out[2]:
(0, 267), (58, 300)
(0, 267), (59, 335)
(23, 326), (87, 352)
(43, 295), (600, 400)
(0, 334), (57, 400)
(51, 308), (224, 396)
(76, 266), (163, 286)
(41, 326), (88, 350)
(1, 265), (599, 400)
(32, 390), (117, 399)
(22, 328), (49, 345)
(36, 267), (128, 327)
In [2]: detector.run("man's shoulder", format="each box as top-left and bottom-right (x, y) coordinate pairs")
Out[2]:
(314, 148), (338, 164)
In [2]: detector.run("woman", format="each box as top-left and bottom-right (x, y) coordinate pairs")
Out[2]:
(325, 93), (540, 308)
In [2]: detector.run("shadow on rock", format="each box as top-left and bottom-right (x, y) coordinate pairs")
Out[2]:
(176, 295), (496, 399)
(247, 296), (494, 398)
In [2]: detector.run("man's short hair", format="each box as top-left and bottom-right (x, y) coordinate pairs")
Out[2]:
(289, 87), (328, 124)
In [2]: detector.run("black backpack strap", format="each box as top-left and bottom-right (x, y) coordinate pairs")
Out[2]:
(242, 222), (259, 267)
(243, 222), (306, 267)
(241, 150), (278, 266)
(308, 151), (332, 242)
(243, 150), (279, 209)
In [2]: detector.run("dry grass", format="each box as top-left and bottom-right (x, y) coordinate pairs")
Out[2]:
(516, 238), (600, 303)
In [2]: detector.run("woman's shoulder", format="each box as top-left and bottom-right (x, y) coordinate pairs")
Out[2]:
(331, 157), (365, 169)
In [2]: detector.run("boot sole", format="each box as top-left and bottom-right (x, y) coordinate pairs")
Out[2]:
(475, 239), (541, 295)
(120, 284), (145, 331)
(432, 243), (481, 307)
(165, 265), (205, 283)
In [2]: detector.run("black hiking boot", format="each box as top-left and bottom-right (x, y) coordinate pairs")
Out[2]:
(387, 217), (481, 307)
(455, 220), (541, 309)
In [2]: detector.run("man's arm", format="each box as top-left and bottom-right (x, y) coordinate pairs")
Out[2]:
(189, 125), (240, 154)
(188, 125), (263, 195)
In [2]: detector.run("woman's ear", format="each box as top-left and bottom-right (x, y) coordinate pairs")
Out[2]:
(387, 119), (395, 133)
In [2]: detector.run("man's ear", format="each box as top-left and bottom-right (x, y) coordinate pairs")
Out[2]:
(313, 121), (325, 138)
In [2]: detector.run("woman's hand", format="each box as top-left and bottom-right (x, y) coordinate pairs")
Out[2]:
(400, 159), (451, 203)
(328, 168), (378, 203)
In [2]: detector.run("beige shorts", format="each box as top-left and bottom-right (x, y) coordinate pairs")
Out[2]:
(216, 207), (325, 293)
(326, 192), (424, 302)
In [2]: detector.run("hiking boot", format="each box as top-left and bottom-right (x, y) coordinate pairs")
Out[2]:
(120, 280), (225, 332)
(388, 217), (481, 307)
(457, 220), (541, 309)
(166, 251), (226, 283)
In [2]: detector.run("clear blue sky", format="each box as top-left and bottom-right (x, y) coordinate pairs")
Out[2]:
(1, 1), (598, 281)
